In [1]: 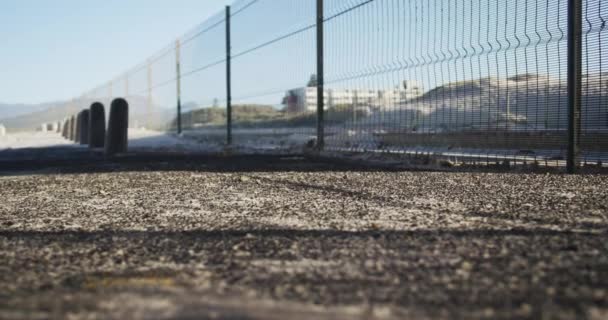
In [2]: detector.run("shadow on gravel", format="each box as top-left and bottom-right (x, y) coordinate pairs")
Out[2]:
(466, 211), (608, 230)
(3, 144), (607, 176)
(3, 136), (607, 176)
(1, 227), (604, 243)
(2, 228), (607, 319)
(0, 153), (414, 176)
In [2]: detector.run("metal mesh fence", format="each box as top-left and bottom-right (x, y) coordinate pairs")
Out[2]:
(323, 0), (571, 166)
(582, 0), (608, 165)
(24, 0), (607, 172)
(179, 12), (228, 146)
(229, 0), (317, 152)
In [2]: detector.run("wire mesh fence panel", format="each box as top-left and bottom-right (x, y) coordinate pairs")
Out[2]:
(179, 12), (228, 147)
(230, 0), (318, 152)
(31, 0), (606, 170)
(125, 63), (151, 130)
(145, 45), (178, 133)
(111, 78), (127, 103)
(581, 0), (608, 166)
(83, 84), (112, 111)
(82, 84), (114, 128)
(323, 0), (572, 166)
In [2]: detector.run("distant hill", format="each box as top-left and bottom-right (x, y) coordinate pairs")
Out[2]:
(0, 96), (175, 132)
(0, 103), (78, 132)
(361, 73), (608, 131)
(174, 73), (608, 132)
(4, 73), (608, 133)
(0, 102), (59, 121)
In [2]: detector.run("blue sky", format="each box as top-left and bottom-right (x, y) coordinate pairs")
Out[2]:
(1, 0), (599, 108)
(0, 0), (231, 104)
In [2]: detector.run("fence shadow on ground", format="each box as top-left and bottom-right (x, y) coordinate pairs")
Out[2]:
(3, 149), (608, 177)
(0, 150), (407, 176)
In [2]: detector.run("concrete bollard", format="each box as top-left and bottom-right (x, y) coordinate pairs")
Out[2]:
(66, 118), (71, 139)
(67, 117), (72, 140)
(89, 102), (106, 148)
(75, 112), (83, 144)
(55, 121), (62, 133)
(64, 118), (70, 138)
(105, 98), (129, 156)
(69, 115), (76, 141)
(79, 110), (90, 145)
(0, 124), (6, 137)
(62, 120), (69, 139)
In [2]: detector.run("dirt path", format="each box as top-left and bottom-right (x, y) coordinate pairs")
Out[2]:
(1, 157), (607, 319)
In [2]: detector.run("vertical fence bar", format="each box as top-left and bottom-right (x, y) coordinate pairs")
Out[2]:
(567, 0), (582, 174)
(176, 39), (182, 134)
(125, 75), (129, 98)
(316, 0), (325, 150)
(226, 6), (233, 146)
(108, 81), (113, 100)
(147, 60), (153, 129)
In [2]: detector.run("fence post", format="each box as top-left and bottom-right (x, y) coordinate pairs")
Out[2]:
(108, 81), (113, 100)
(567, 0), (582, 174)
(226, 5), (233, 145)
(176, 39), (182, 134)
(125, 75), (129, 98)
(147, 60), (153, 129)
(316, 0), (325, 150)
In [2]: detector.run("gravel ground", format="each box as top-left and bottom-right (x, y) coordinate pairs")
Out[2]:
(1, 156), (607, 319)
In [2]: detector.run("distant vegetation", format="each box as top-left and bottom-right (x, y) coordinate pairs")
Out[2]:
(178, 103), (368, 129)
(9, 73), (607, 133)
(1, 96), (155, 132)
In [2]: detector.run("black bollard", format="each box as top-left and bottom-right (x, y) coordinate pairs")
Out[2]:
(79, 110), (90, 145)
(105, 98), (129, 156)
(74, 112), (83, 143)
(65, 118), (70, 139)
(89, 102), (106, 148)
(69, 115), (77, 141)
(62, 119), (69, 139)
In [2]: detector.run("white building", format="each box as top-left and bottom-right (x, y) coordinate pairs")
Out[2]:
(284, 80), (423, 113)
(376, 81), (424, 106)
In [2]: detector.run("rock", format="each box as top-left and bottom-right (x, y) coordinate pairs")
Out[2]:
(439, 160), (455, 168)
